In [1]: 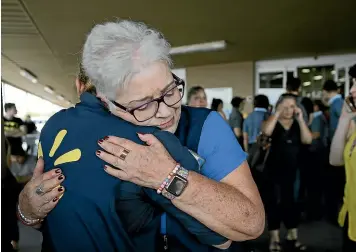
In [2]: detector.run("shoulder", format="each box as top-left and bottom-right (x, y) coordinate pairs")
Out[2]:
(198, 111), (247, 181)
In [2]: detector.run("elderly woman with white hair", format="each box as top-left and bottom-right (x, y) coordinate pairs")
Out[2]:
(17, 20), (264, 251)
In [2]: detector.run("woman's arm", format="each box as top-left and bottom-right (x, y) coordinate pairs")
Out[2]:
(262, 113), (279, 136)
(295, 108), (312, 144)
(329, 105), (356, 166)
(99, 113), (265, 242)
(243, 132), (249, 151)
(172, 163), (264, 241)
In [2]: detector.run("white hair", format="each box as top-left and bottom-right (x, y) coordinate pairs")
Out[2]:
(82, 20), (172, 100)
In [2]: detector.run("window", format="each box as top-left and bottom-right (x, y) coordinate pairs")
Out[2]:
(259, 72), (283, 88)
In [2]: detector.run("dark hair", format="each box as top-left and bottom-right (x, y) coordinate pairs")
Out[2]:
(276, 93), (297, 108)
(314, 99), (327, 112)
(4, 103), (15, 112)
(349, 64), (356, 79)
(254, 95), (269, 109)
(187, 86), (205, 102)
(286, 77), (301, 92)
(300, 97), (314, 117)
(322, 80), (338, 92)
(231, 96), (244, 109)
(78, 63), (96, 94)
(211, 98), (223, 111)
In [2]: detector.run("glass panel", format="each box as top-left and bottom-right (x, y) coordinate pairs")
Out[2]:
(337, 68), (346, 98)
(259, 72), (283, 88)
(298, 65), (334, 99)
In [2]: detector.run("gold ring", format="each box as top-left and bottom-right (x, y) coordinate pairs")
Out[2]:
(119, 148), (130, 161)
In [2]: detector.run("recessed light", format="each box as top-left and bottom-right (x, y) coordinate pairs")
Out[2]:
(170, 41), (227, 55)
(44, 86), (54, 94)
(20, 68), (38, 84)
(303, 81), (311, 86)
(57, 95), (65, 101)
(302, 69), (310, 73)
(313, 75), (323, 80)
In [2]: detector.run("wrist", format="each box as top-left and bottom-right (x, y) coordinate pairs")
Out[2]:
(17, 203), (42, 226)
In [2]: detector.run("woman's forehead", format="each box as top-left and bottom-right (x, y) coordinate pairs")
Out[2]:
(117, 62), (172, 102)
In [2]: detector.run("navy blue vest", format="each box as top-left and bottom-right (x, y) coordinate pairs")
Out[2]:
(40, 93), (228, 252)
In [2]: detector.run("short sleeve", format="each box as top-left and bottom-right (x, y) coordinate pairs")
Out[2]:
(243, 118), (249, 133)
(230, 112), (242, 129)
(198, 112), (247, 181)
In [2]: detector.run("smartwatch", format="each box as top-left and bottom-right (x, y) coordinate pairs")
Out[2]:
(162, 166), (189, 200)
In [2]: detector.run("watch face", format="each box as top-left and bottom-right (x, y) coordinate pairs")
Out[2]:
(167, 176), (188, 197)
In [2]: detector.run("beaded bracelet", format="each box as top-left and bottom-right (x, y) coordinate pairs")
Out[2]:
(17, 203), (42, 226)
(157, 163), (180, 194)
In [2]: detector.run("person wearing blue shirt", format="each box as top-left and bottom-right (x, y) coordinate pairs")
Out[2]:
(322, 79), (345, 224)
(17, 20), (264, 252)
(303, 100), (329, 221)
(323, 80), (344, 139)
(243, 95), (270, 151)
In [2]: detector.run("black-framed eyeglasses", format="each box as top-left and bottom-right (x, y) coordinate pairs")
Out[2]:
(111, 73), (185, 122)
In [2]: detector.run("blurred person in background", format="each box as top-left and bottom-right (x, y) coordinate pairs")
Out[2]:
(211, 98), (227, 120)
(229, 96), (245, 148)
(262, 94), (312, 252)
(187, 86), (208, 108)
(323, 79), (345, 224)
(329, 64), (356, 252)
(302, 99), (329, 221)
(2, 111), (21, 251)
(242, 94), (270, 151)
(3, 103), (27, 164)
(286, 77), (310, 123)
(24, 115), (37, 134)
(323, 79), (344, 139)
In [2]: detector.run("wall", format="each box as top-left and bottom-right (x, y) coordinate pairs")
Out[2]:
(186, 61), (254, 113)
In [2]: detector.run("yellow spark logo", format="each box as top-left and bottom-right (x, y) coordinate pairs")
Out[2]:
(38, 130), (81, 166)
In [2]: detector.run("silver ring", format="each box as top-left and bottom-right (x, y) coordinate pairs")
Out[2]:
(35, 184), (45, 195)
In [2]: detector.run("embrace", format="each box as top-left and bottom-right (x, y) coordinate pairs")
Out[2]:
(17, 20), (265, 252)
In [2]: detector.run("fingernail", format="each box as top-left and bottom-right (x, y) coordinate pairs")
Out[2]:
(98, 139), (103, 144)
(104, 136), (109, 140)
(58, 175), (64, 180)
(58, 187), (64, 192)
(96, 150), (101, 156)
(55, 169), (61, 174)
(53, 197), (58, 202)
(103, 165), (107, 170)
(103, 102), (108, 107)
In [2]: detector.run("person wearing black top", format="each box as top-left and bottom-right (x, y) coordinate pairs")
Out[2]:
(262, 94), (312, 252)
(3, 103), (27, 163)
(229, 96), (245, 148)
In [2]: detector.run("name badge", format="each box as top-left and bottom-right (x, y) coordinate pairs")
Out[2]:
(188, 149), (205, 172)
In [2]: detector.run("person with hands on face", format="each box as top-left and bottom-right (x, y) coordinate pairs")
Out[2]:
(330, 64), (356, 252)
(261, 94), (312, 252)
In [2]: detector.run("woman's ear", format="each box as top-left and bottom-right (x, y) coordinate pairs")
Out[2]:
(75, 78), (86, 96)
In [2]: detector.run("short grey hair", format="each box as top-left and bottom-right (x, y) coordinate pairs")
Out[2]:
(82, 20), (172, 100)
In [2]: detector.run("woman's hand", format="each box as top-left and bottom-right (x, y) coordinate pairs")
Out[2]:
(96, 133), (176, 190)
(18, 158), (65, 220)
(294, 107), (304, 122)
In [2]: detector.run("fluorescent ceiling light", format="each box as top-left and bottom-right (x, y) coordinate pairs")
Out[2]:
(170, 40), (226, 55)
(20, 68), (38, 83)
(303, 81), (311, 86)
(331, 70), (336, 75)
(302, 69), (310, 73)
(44, 86), (54, 94)
(272, 74), (283, 80)
(313, 75), (323, 80)
(57, 95), (65, 101)
(339, 77), (345, 82)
